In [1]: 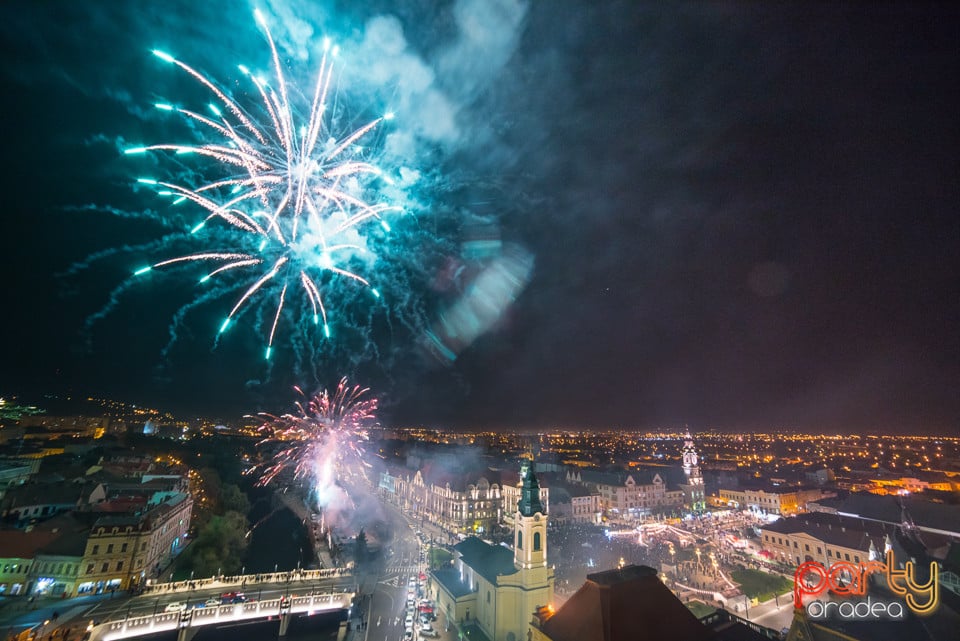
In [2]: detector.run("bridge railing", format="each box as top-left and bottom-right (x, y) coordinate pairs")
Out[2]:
(95, 591), (354, 641)
(141, 567), (351, 596)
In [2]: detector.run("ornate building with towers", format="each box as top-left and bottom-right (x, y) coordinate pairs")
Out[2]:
(431, 460), (555, 641)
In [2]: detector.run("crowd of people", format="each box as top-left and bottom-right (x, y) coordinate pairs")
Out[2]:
(547, 510), (772, 609)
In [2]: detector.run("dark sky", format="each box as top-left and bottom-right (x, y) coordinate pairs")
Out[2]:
(1, 1), (957, 433)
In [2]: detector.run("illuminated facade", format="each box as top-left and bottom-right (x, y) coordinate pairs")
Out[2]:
(383, 465), (550, 535)
(679, 431), (706, 513)
(759, 512), (894, 568)
(79, 493), (192, 594)
(719, 486), (822, 515)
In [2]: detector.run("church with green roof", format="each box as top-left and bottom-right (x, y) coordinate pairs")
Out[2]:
(431, 460), (555, 641)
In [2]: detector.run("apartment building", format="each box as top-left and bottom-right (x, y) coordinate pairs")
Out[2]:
(79, 492), (192, 593)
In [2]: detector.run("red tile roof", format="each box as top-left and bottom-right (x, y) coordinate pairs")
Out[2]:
(0, 529), (61, 559)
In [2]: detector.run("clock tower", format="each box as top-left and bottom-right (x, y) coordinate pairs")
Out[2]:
(681, 431), (705, 513)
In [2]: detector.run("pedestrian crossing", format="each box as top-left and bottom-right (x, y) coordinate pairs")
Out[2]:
(385, 564), (421, 575)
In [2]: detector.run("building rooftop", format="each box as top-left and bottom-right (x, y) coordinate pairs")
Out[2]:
(537, 564), (713, 641)
(0, 528), (61, 558)
(33, 514), (91, 558)
(1, 481), (88, 510)
(454, 536), (518, 584)
(813, 492), (960, 537)
(419, 460), (495, 493)
(761, 512), (894, 551)
(432, 567), (475, 599)
(727, 481), (820, 494)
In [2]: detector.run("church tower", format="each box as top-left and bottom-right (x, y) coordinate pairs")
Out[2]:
(681, 431), (706, 513)
(515, 461), (547, 569)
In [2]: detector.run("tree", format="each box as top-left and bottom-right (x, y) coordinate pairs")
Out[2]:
(182, 510), (250, 576)
(199, 467), (223, 508)
(355, 529), (369, 566)
(428, 547), (453, 570)
(221, 484), (251, 515)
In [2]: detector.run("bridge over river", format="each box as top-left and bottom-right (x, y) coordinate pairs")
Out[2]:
(86, 569), (355, 641)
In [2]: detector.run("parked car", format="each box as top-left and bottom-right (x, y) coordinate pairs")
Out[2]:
(404, 614), (413, 627)
(164, 602), (187, 613)
(205, 598), (221, 607)
(420, 628), (438, 638)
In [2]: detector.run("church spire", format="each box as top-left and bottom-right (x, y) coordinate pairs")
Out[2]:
(515, 459), (548, 570)
(518, 460), (545, 517)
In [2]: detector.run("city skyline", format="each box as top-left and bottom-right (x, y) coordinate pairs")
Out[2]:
(0, 1), (957, 433)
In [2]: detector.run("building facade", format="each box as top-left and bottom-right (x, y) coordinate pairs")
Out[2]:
(759, 512), (895, 568)
(546, 483), (602, 525)
(397, 469), (503, 535)
(576, 470), (679, 520)
(80, 493), (192, 594)
(0, 459), (40, 500)
(719, 486), (822, 516)
(381, 464), (549, 535)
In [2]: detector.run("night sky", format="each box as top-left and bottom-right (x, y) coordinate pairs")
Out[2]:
(1, 1), (957, 432)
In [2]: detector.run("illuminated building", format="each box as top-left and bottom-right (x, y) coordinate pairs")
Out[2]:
(718, 485), (824, 516)
(679, 431), (706, 514)
(79, 492), (192, 594)
(431, 461), (554, 641)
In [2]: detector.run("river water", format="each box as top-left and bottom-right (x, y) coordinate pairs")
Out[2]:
(244, 494), (316, 573)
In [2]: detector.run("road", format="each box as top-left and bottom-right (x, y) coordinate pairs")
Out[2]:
(358, 495), (434, 641)
(745, 592), (794, 632)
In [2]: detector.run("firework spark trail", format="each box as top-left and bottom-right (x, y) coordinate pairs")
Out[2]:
(246, 378), (377, 521)
(126, 10), (401, 359)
